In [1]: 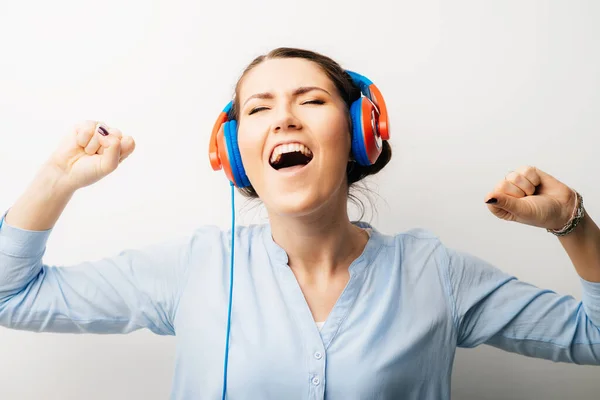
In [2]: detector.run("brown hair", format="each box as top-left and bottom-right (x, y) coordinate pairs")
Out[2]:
(231, 47), (392, 216)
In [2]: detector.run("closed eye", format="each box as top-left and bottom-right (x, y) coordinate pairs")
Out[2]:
(248, 106), (269, 115)
(248, 100), (325, 115)
(302, 99), (325, 105)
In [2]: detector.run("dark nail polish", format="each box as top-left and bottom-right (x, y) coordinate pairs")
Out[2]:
(98, 126), (109, 136)
(486, 198), (498, 204)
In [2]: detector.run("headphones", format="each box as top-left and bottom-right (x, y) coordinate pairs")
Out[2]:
(208, 70), (390, 187)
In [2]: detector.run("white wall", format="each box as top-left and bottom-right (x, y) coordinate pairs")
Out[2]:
(0, 0), (598, 398)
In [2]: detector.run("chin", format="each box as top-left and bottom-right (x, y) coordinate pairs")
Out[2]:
(263, 180), (348, 220)
(251, 161), (349, 219)
(264, 188), (324, 218)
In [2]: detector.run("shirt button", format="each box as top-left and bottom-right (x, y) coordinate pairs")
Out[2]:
(314, 351), (322, 360)
(312, 376), (320, 386)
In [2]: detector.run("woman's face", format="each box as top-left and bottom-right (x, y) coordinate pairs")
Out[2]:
(237, 58), (352, 217)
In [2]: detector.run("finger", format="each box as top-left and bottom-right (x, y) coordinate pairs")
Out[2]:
(528, 166), (567, 190)
(74, 120), (98, 148)
(118, 136), (135, 162)
(97, 127), (124, 155)
(514, 165), (542, 187)
(495, 179), (526, 198)
(505, 171), (536, 196)
(107, 126), (123, 139)
(97, 134), (121, 174)
(84, 125), (104, 155)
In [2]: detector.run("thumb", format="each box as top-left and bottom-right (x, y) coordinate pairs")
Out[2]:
(486, 192), (533, 219)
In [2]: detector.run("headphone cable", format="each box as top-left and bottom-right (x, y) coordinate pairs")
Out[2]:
(222, 182), (235, 400)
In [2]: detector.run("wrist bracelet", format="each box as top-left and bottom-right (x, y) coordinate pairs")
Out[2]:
(547, 190), (585, 237)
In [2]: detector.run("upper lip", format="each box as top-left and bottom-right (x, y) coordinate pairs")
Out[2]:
(267, 140), (313, 160)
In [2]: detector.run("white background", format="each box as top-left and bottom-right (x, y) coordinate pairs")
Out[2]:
(0, 0), (598, 398)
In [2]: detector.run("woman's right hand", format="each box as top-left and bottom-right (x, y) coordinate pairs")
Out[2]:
(46, 121), (136, 192)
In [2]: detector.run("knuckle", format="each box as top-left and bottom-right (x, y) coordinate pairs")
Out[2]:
(519, 165), (536, 176)
(79, 120), (96, 128)
(74, 120), (95, 135)
(86, 120), (99, 132)
(74, 121), (98, 147)
(496, 180), (510, 192)
(109, 127), (123, 138)
(108, 136), (122, 147)
(505, 171), (518, 182)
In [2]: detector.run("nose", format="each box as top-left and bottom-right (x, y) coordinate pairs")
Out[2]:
(272, 106), (302, 133)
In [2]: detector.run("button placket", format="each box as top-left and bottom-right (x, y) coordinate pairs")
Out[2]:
(309, 347), (325, 397)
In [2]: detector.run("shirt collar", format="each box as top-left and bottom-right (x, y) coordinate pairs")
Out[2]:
(260, 221), (384, 276)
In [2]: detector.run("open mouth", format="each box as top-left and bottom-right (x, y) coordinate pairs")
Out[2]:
(269, 143), (314, 171)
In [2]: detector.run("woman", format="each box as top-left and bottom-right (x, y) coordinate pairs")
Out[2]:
(0, 47), (599, 400)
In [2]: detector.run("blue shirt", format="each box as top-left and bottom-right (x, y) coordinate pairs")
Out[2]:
(1, 212), (599, 399)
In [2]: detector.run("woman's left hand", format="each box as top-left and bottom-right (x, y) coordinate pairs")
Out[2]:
(485, 166), (577, 231)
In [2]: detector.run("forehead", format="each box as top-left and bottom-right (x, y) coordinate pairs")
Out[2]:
(239, 58), (335, 99)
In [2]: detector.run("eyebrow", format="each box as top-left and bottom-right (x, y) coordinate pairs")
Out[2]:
(242, 86), (331, 108)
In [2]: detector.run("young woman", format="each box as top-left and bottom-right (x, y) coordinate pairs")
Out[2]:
(1, 47), (599, 400)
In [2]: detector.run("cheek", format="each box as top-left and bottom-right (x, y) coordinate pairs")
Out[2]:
(236, 124), (265, 172)
(321, 115), (352, 160)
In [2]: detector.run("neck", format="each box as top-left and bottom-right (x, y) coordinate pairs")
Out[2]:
(267, 192), (369, 279)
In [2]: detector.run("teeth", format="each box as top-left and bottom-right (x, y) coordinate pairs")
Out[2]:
(270, 143), (313, 164)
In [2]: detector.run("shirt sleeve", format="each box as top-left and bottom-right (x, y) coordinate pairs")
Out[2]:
(444, 246), (600, 365)
(0, 210), (194, 336)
